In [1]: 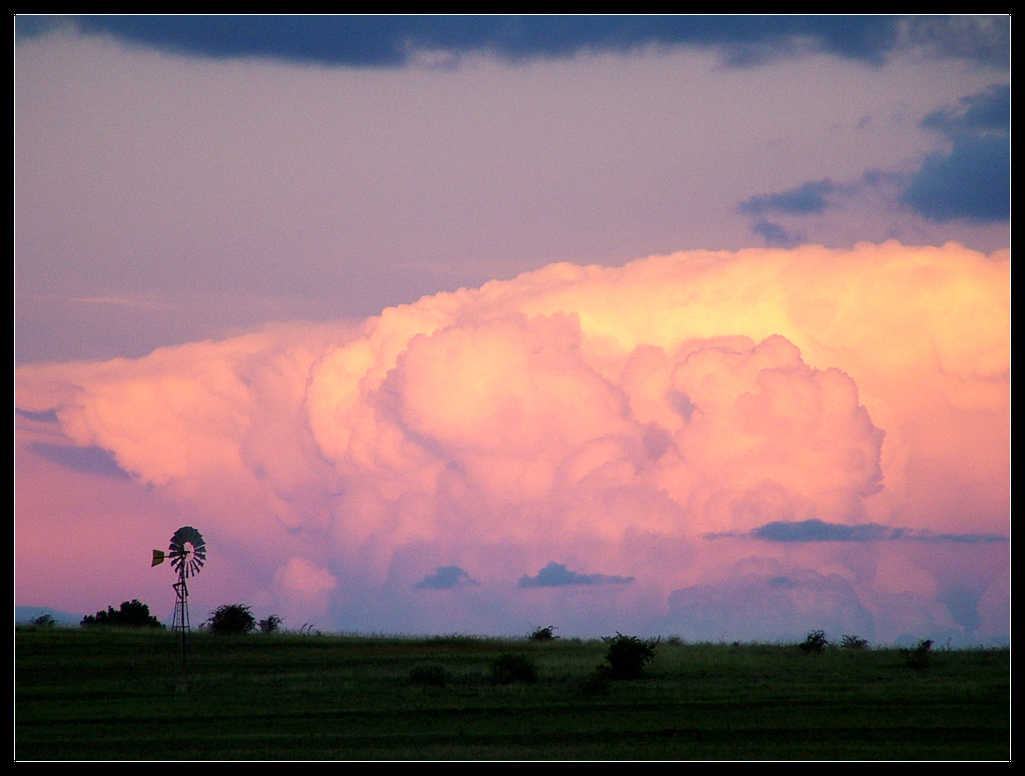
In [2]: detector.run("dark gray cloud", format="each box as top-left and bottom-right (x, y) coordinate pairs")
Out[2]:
(750, 220), (801, 248)
(739, 180), (841, 246)
(753, 519), (890, 542)
(739, 82), (1009, 232)
(24, 442), (132, 480)
(903, 84), (1010, 223)
(887, 528), (1009, 544)
(708, 518), (1008, 544)
(518, 561), (634, 588)
(738, 179), (837, 217)
(903, 137), (1009, 222)
(897, 16), (1009, 71)
(16, 15), (1008, 69)
(16, 408), (59, 423)
(921, 83), (1010, 136)
(414, 565), (478, 590)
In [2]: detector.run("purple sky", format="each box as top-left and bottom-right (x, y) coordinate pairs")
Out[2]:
(16, 15), (1008, 363)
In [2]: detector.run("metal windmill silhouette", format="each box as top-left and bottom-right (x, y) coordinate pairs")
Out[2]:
(152, 526), (206, 682)
(153, 526), (207, 632)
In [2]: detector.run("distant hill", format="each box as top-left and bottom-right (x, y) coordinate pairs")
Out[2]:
(15, 606), (83, 627)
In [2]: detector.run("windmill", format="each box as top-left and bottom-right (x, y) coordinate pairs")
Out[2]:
(152, 526), (206, 683)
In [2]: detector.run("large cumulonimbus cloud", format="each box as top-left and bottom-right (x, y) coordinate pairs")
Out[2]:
(15, 241), (1008, 642)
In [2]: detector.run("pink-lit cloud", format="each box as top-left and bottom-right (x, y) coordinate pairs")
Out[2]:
(15, 242), (1008, 643)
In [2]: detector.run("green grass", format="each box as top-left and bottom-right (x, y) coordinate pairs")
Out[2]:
(16, 628), (1009, 760)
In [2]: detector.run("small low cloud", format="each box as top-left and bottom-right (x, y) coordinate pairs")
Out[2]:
(25, 442), (131, 480)
(739, 179), (838, 217)
(16, 408), (59, 424)
(753, 519), (889, 542)
(739, 180), (843, 246)
(887, 529), (1009, 544)
(415, 565), (478, 590)
(750, 219), (801, 248)
(708, 519), (1008, 544)
(518, 561), (634, 588)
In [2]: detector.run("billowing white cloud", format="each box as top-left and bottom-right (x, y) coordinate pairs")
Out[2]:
(15, 242), (1008, 641)
(271, 556), (338, 625)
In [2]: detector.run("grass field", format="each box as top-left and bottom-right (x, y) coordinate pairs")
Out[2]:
(15, 627), (1009, 760)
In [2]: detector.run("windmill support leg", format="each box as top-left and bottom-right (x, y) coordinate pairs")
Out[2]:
(172, 578), (190, 633)
(172, 577), (190, 687)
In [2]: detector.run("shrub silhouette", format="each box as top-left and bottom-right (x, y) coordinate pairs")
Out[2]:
(600, 633), (658, 679)
(258, 614), (283, 634)
(490, 653), (539, 684)
(205, 604), (256, 635)
(29, 613), (57, 628)
(81, 600), (164, 628)
(841, 634), (870, 650)
(529, 625), (558, 641)
(905, 638), (933, 671)
(799, 630), (829, 653)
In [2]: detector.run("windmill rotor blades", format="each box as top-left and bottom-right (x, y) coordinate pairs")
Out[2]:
(167, 526), (206, 578)
(169, 526), (205, 552)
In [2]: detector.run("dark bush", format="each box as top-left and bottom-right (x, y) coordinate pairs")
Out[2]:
(841, 634), (870, 650)
(81, 600), (164, 629)
(29, 613), (57, 628)
(258, 614), (283, 634)
(799, 630), (829, 653)
(529, 625), (558, 641)
(905, 639), (933, 671)
(601, 633), (658, 679)
(490, 653), (539, 684)
(205, 604), (256, 636)
(408, 663), (452, 688)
